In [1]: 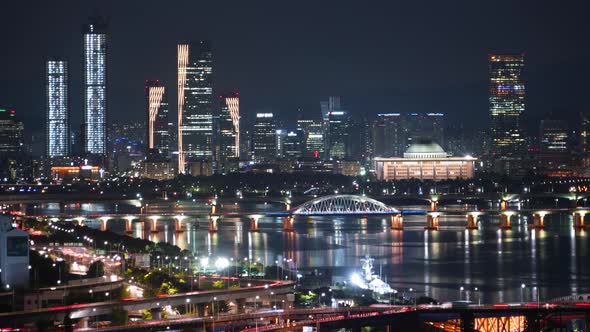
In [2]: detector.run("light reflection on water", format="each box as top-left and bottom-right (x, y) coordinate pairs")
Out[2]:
(29, 201), (590, 304)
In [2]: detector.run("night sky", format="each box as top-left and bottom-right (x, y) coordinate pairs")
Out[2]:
(1, 0), (589, 136)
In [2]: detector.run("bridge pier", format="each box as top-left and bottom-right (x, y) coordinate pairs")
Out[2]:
(390, 214), (403, 230)
(125, 217), (134, 233)
(149, 217), (159, 233)
(174, 216), (185, 232)
(425, 213), (440, 230)
(209, 216), (219, 233)
(466, 213), (478, 230)
(99, 217), (109, 232)
(250, 216), (260, 232)
(74, 217), (85, 227)
(573, 211), (587, 229)
(77, 317), (89, 329)
(282, 216), (294, 232)
(529, 213), (545, 230)
(500, 213), (513, 230)
(500, 200), (508, 211)
(430, 200), (438, 211)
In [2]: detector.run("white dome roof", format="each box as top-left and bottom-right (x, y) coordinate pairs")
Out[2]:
(404, 140), (447, 158)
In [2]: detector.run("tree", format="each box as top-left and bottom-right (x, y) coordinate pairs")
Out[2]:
(111, 306), (129, 325)
(87, 260), (105, 278)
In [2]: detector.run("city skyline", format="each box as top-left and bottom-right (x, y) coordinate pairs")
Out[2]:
(1, 1), (589, 137)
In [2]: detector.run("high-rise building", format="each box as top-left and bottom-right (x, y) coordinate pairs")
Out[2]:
(326, 110), (350, 159)
(373, 113), (404, 157)
(320, 96), (341, 124)
(0, 109), (24, 155)
(252, 113), (277, 162)
(579, 112), (590, 154)
(404, 113), (445, 149)
(283, 130), (303, 160)
(217, 92), (240, 162)
(46, 59), (69, 158)
(177, 41), (214, 173)
(489, 54), (526, 156)
(83, 19), (107, 155)
(145, 80), (170, 156)
(540, 119), (568, 153)
(296, 118), (324, 159)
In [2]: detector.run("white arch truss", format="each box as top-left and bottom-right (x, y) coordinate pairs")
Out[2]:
(292, 195), (399, 215)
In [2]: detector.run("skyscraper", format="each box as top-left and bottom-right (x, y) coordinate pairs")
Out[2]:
(296, 118), (324, 159)
(46, 59), (69, 157)
(0, 108), (24, 155)
(540, 119), (568, 153)
(146, 80), (170, 156)
(373, 113), (404, 157)
(326, 110), (350, 159)
(217, 92), (240, 162)
(252, 113), (277, 162)
(83, 19), (107, 155)
(489, 54), (525, 156)
(177, 41), (214, 173)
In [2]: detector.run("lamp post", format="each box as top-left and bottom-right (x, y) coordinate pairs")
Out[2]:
(521, 283), (526, 303)
(474, 287), (480, 306)
(459, 286), (464, 301)
(255, 295), (259, 311)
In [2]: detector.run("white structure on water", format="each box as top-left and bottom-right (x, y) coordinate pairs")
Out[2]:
(350, 255), (395, 295)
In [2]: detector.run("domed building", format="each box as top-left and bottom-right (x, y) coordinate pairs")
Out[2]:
(374, 140), (476, 181)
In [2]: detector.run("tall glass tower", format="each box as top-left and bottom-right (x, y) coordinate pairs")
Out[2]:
(146, 80), (170, 156)
(83, 20), (107, 155)
(46, 59), (69, 157)
(218, 92), (240, 161)
(489, 54), (525, 157)
(177, 41), (213, 173)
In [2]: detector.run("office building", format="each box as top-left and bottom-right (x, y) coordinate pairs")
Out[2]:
(374, 139), (476, 181)
(252, 113), (277, 162)
(177, 41), (214, 173)
(283, 130), (303, 160)
(46, 59), (69, 158)
(326, 110), (350, 159)
(0, 109), (24, 155)
(275, 129), (287, 158)
(320, 96), (341, 124)
(373, 113), (404, 157)
(540, 119), (568, 153)
(217, 92), (240, 163)
(489, 54), (526, 156)
(297, 118), (324, 159)
(83, 19), (108, 155)
(145, 80), (170, 156)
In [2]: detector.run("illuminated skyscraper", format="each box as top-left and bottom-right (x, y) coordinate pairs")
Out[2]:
(177, 41), (214, 173)
(146, 80), (170, 156)
(296, 118), (324, 159)
(0, 108), (24, 155)
(326, 110), (350, 159)
(489, 54), (525, 156)
(540, 119), (568, 153)
(46, 59), (69, 157)
(217, 92), (240, 161)
(83, 20), (107, 155)
(252, 113), (277, 162)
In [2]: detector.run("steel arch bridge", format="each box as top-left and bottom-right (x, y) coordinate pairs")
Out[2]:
(292, 195), (399, 215)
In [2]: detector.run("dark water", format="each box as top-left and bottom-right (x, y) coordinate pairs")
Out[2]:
(30, 201), (590, 304)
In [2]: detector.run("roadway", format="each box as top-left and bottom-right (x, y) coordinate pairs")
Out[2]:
(0, 279), (295, 324)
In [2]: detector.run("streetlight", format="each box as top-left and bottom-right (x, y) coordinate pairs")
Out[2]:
(521, 283), (526, 303)
(474, 287), (480, 306)
(255, 295), (260, 311)
(459, 286), (464, 301)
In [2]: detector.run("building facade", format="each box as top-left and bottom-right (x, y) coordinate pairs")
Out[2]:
(374, 140), (476, 181)
(83, 20), (107, 155)
(145, 80), (170, 156)
(177, 41), (214, 173)
(46, 59), (69, 158)
(252, 113), (277, 162)
(326, 110), (350, 159)
(297, 118), (324, 159)
(489, 54), (526, 157)
(217, 92), (240, 163)
(0, 109), (24, 155)
(540, 119), (568, 153)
